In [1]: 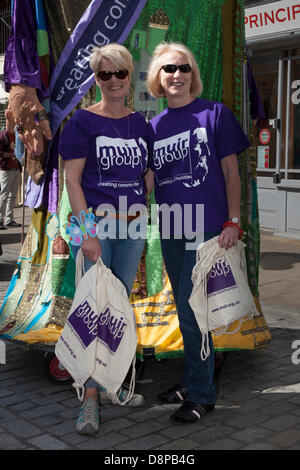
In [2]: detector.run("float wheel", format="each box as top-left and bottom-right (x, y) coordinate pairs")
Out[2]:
(43, 352), (71, 383)
(214, 351), (227, 375)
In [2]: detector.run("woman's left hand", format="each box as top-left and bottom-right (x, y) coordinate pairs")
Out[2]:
(218, 226), (240, 250)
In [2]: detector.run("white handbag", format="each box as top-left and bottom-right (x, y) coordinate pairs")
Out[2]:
(55, 249), (137, 404)
(189, 236), (256, 360)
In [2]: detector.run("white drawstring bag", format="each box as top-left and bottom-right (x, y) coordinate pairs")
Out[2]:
(55, 249), (137, 404)
(189, 236), (257, 361)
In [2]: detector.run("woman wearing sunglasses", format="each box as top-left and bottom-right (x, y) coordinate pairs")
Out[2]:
(59, 43), (149, 436)
(146, 42), (250, 424)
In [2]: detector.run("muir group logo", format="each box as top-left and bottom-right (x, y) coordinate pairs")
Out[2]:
(96, 136), (143, 174)
(98, 305), (127, 354)
(68, 295), (98, 349)
(207, 260), (237, 296)
(153, 130), (191, 181)
(67, 297), (127, 354)
(95, 136), (147, 196)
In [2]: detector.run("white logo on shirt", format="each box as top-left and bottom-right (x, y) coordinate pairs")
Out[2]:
(96, 136), (146, 194)
(153, 128), (211, 188)
(183, 127), (211, 188)
(96, 136), (142, 173)
(153, 130), (192, 185)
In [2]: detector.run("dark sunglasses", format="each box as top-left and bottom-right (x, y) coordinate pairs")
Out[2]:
(97, 69), (129, 81)
(161, 64), (192, 74)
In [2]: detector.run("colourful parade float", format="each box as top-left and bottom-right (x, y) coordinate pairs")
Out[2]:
(0, 1), (271, 381)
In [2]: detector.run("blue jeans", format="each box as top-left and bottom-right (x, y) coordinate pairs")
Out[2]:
(160, 233), (218, 404)
(71, 216), (146, 389)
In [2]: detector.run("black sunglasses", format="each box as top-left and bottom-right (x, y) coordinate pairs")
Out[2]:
(97, 69), (129, 81)
(161, 64), (192, 74)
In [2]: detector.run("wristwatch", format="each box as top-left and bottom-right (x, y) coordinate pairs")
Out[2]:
(229, 217), (240, 224)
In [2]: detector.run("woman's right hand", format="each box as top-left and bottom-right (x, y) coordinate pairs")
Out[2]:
(81, 236), (102, 263)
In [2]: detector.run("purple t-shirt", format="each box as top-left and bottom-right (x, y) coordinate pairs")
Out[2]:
(59, 110), (148, 211)
(148, 98), (250, 234)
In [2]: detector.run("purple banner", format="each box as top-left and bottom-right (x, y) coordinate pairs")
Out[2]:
(49, 0), (147, 136)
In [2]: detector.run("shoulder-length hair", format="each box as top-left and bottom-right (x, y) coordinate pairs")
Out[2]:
(90, 43), (134, 81)
(147, 42), (203, 98)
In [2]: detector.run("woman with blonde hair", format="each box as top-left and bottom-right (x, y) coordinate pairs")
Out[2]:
(147, 42), (203, 99)
(59, 43), (149, 436)
(146, 42), (250, 423)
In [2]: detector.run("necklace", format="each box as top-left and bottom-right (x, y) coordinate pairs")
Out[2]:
(97, 104), (131, 146)
(109, 114), (130, 146)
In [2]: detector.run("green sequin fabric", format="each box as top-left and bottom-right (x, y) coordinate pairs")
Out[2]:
(126, 0), (226, 102)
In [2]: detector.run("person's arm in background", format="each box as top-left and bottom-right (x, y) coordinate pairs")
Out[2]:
(0, 132), (10, 158)
(0, 109), (16, 161)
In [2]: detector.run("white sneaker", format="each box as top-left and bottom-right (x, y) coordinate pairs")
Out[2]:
(76, 398), (99, 435)
(118, 385), (146, 407)
(98, 385), (146, 407)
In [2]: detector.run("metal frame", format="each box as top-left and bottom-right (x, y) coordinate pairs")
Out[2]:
(284, 52), (292, 181)
(274, 57), (284, 183)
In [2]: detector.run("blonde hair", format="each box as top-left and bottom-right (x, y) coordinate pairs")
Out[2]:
(147, 42), (203, 98)
(90, 43), (134, 81)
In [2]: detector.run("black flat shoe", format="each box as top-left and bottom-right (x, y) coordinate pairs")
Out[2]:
(6, 220), (21, 227)
(157, 384), (189, 404)
(170, 401), (215, 423)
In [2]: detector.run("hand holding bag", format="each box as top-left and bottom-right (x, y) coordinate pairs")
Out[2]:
(189, 236), (257, 361)
(55, 249), (137, 404)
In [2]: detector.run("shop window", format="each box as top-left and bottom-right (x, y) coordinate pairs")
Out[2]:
(290, 57), (300, 178)
(251, 59), (278, 172)
(251, 50), (300, 180)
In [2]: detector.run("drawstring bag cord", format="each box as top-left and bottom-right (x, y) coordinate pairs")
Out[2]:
(191, 238), (253, 362)
(106, 355), (137, 406)
(192, 242), (225, 361)
(73, 383), (85, 402)
(95, 259), (137, 406)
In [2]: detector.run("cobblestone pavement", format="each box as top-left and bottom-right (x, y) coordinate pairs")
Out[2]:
(0, 327), (300, 451)
(0, 210), (300, 452)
